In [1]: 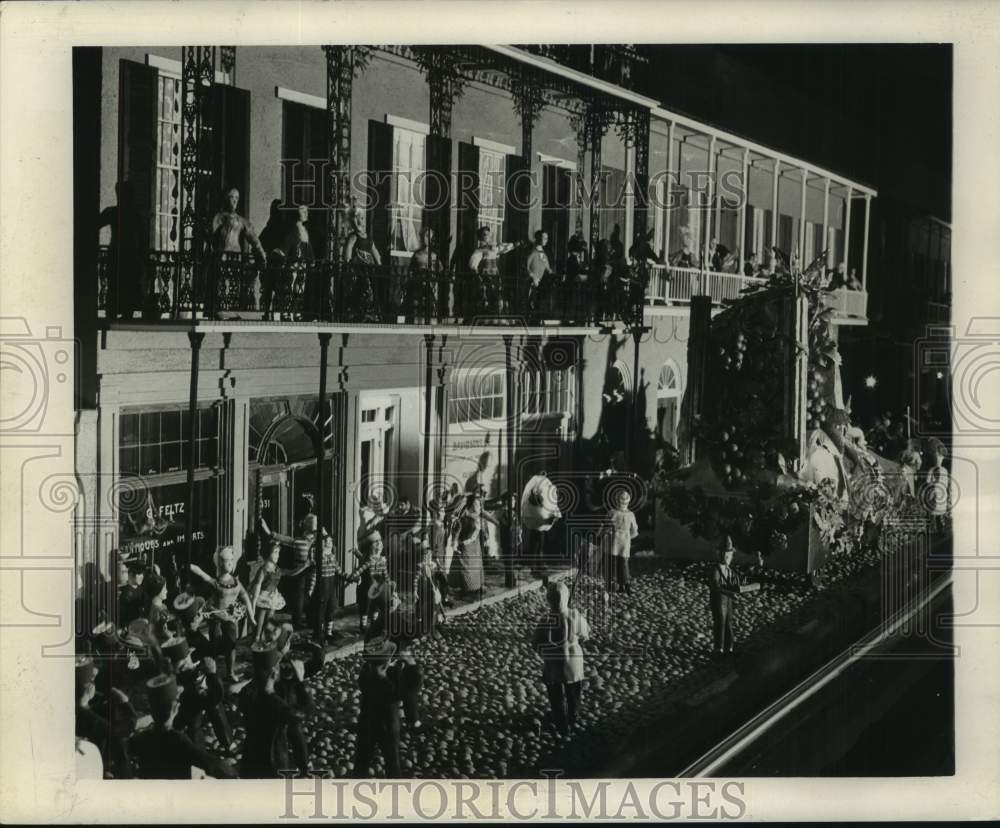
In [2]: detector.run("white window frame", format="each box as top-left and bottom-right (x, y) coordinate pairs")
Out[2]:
(389, 124), (427, 256)
(145, 61), (186, 253)
(522, 365), (577, 418)
(476, 147), (507, 246)
(448, 370), (506, 426)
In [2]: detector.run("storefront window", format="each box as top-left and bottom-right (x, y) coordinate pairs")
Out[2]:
(119, 407), (217, 476)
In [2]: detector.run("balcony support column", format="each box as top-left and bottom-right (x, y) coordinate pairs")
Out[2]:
(738, 147), (749, 274)
(632, 109), (651, 254)
(184, 331), (206, 585)
(503, 334), (518, 589)
(770, 159), (781, 259)
(663, 122), (675, 262)
(703, 135), (717, 275)
(822, 177), (831, 268)
(180, 47), (216, 316)
(316, 333), (332, 543)
(422, 334), (435, 539)
(843, 186), (853, 280)
(587, 105), (605, 258)
(324, 46), (357, 299)
(798, 168), (808, 269)
(861, 193), (871, 292)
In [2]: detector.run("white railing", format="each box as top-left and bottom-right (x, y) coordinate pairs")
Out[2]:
(647, 268), (868, 321)
(646, 265), (767, 307)
(821, 288), (868, 320)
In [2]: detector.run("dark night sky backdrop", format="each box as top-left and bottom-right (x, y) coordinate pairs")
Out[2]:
(639, 44), (952, 221)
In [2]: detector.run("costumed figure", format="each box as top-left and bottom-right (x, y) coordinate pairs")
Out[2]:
(188, 545), (256, 681)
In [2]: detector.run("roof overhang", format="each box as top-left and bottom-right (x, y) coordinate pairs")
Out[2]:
(652, 105), (878, 197)
(490, 45), (660, 111)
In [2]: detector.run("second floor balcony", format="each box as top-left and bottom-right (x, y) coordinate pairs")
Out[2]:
(644, 263), (869, 322)
(96, 247), (646, 329)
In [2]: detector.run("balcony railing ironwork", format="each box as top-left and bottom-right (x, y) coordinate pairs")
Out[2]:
(97, 246), (646, 328)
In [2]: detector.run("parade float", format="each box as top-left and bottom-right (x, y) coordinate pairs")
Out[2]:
(656, 253), (920, 578)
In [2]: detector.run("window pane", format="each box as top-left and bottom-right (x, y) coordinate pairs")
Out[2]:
(161, 410), (181, 444)
(161, 441), (182, 473)
(140, 412), (159, 444)
(141, 444), (160, 476)
(120, 414), (139, 446)
(120, 446), (139, 475)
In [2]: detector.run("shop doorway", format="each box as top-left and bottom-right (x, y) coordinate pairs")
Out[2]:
(357, 395), (400, 508)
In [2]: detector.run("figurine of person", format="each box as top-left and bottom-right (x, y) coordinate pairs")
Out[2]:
(531, 581), (590, 736)
(210, 187), (267, 314)
(406, 226), (443, 321)
(468, 225), (516, 316)
(344, 203), (381, 321)
(189, 546), (256, 681)
(525, 230), (553, 320)
(922, 438), (951, 533)
(248, 540), (289, 642)
(709, 536), (742, 656)
(608, 489), (639, 595)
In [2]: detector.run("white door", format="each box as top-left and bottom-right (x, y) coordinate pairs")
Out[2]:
(357, 395), (399, 507)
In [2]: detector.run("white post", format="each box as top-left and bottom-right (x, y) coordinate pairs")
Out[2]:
(704, 134), (717, 273)
(822, 177), (831, 268)
(770, 159), (781, 254)
(843, 186), (853, 281)
(862, 193), (871, 292)
(798, 168), (808, 269)
(664, 121), (675, 262)
(738, 147), (749, 275)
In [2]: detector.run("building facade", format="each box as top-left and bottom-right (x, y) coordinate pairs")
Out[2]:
(72, 45), (875, 603)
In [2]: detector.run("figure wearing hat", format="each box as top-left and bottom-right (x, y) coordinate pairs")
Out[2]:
(76, 655), (137, 778)
(922, 437), (951, 534)
(267, 620), (322, 775)
(709, 536), (742, 656)
(161, 636), (233, 753)
(129, 674), (237, 779)
(189, 546), (256, 681)
(171, 592), (221, 661)
(353, 635), (403, 778)
(347, 530), (387, 634)
(412, 539), (447, 639)
(117, 555), (148, 628)
(237, 642), (307, 778)
(307, 528), (343, 647)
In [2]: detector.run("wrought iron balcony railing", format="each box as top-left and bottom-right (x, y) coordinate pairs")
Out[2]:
(97, 246), (646, 328)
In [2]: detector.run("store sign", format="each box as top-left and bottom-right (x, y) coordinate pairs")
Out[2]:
(118, 479), (217, 576)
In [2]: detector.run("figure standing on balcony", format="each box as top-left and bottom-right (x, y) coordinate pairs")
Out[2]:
(210, 187), (267, 315)
(566, 225), (590, 324)
(279, 204), (315, 320)
(99, 181), (146, 320)
(258, 199), (286, 318)
(407, 226), (443, 322)
(344, 204), (382, 322)
(468, 225), (516, 319)
(526, 230), (553, 322)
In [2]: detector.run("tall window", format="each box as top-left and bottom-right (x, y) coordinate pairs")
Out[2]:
(656, 360), (682, 446)
(449, 370), (505, 425)
(390, 127), (426, 253)
(522, 366), (576, 416)
(153, 73), (182, 251)
(120, 406), (218, 476)
(478, 149), (506, 243)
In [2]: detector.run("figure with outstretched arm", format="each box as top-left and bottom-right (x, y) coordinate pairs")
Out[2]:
(188, 546), (255, 681)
